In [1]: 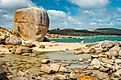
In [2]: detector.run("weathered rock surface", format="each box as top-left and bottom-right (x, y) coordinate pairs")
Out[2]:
(0, 45), (11, 54)
(40, 64), (55, 73)
(0, 61), (9, 80)
(24, 43), (36, 48)
(90, 58), (101, 69)
(13, 7), (49, 41)
(5, 35), (22, 45)
(15, 46), (32, 55)
(0, 27), (12, 44)
(39, 45), (45, 49)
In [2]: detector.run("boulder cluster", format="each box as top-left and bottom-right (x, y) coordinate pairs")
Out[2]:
(74, 41), (121, 80)
(0, 27), (121, 80)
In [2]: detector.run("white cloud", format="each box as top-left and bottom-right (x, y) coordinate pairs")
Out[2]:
(47, 8), (121, 29)
(69, 0), (109, 9)
(47, 10), (82, 29)
(0, 0), (35, 9)
(47, 10), (67, 18)
(0, 0), (36, 29)
(2, 14), (12, 19)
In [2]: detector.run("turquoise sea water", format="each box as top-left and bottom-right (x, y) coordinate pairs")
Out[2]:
(50, 36), (121, 43)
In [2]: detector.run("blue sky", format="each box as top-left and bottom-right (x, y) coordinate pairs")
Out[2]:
(0, 0), (121, 29)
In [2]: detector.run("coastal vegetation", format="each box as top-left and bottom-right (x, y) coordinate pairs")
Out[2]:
(48, 28), (121, 36)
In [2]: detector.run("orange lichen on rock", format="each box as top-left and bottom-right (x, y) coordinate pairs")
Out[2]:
(77, 75), (96, 80)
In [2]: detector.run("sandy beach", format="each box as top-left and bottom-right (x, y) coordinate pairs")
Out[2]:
(32, 42), (86, 52)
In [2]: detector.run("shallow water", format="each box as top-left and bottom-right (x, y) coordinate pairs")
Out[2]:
(45, 51), (91, 61)
(0, 51), (91, 69)
(45, 51), (91, 68)
(50, 36), (121, 43)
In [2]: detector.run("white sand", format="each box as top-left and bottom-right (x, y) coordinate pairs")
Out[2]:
(32, 42), (86, 52)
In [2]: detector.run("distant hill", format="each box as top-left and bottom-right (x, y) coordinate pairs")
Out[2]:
(48, 28), (121, 36)
(93, 28), (121, 35)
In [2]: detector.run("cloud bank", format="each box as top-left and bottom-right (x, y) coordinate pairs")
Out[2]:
(0, 0), (35, 9)
(47, 10), (82, 29)
(69, 0), (110, 9)
(0, 0), (121, 29)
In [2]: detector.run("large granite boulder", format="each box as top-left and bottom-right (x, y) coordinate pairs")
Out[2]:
(13, 7), (49, 41)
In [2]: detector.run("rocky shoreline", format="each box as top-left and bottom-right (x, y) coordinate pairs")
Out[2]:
(0, 7), (121, 80)
(0, 30), (121, 80)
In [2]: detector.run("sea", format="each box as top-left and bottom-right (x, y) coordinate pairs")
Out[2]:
(50, 36), (121, 43)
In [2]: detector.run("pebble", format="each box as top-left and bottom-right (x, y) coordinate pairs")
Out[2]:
(41, 59), (50, 64)
(91, 58), (101, 69)
(78, 58), (83, 62)
(91, 55), (99, 58)
(40, 64), (55, 73)
(39, 45), (45, 49)
(115, 59), (121, 64)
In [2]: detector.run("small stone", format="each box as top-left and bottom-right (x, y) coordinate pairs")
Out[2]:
(87, 66), (94, 70)
(30, 54), (37, 57)
(89, 48), (96, 53)
(97, 72), (109, 80)
(85, 48), (96, 53)
(113, 64), (120, 71)
(115, 59), (121, 64)
(39, 45), (45, 49)
(32, 50), (42, 55)
(106, 63), (112, 68)
(91, 58), (101, 69)
(53, 74), (66, 80)
(79, 58), (83, 62)
(91, 55), (99, 58)
(96, 49), (102, 53)
(40, 64), (55, 74)
(21, 53), (31, 56)
(69, 72), (76, 79)
(24, 43), (36, 48)
(105, 51), (118, 58)
(99, 66), (109, 72)
(98, 54), (107, 58)
(104, 59), (114, 65)
(87, 59), (92, 62)
(59, 65), (67, 72)
(101, 42), (115, 49)
(74, 51), (84, 55)
(50, 64), (60, 72)
(112, 69), (121, 77)
(15, 46), (32, 55)
(41, 59), (50, 64)
(74, 48), (84, 54)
